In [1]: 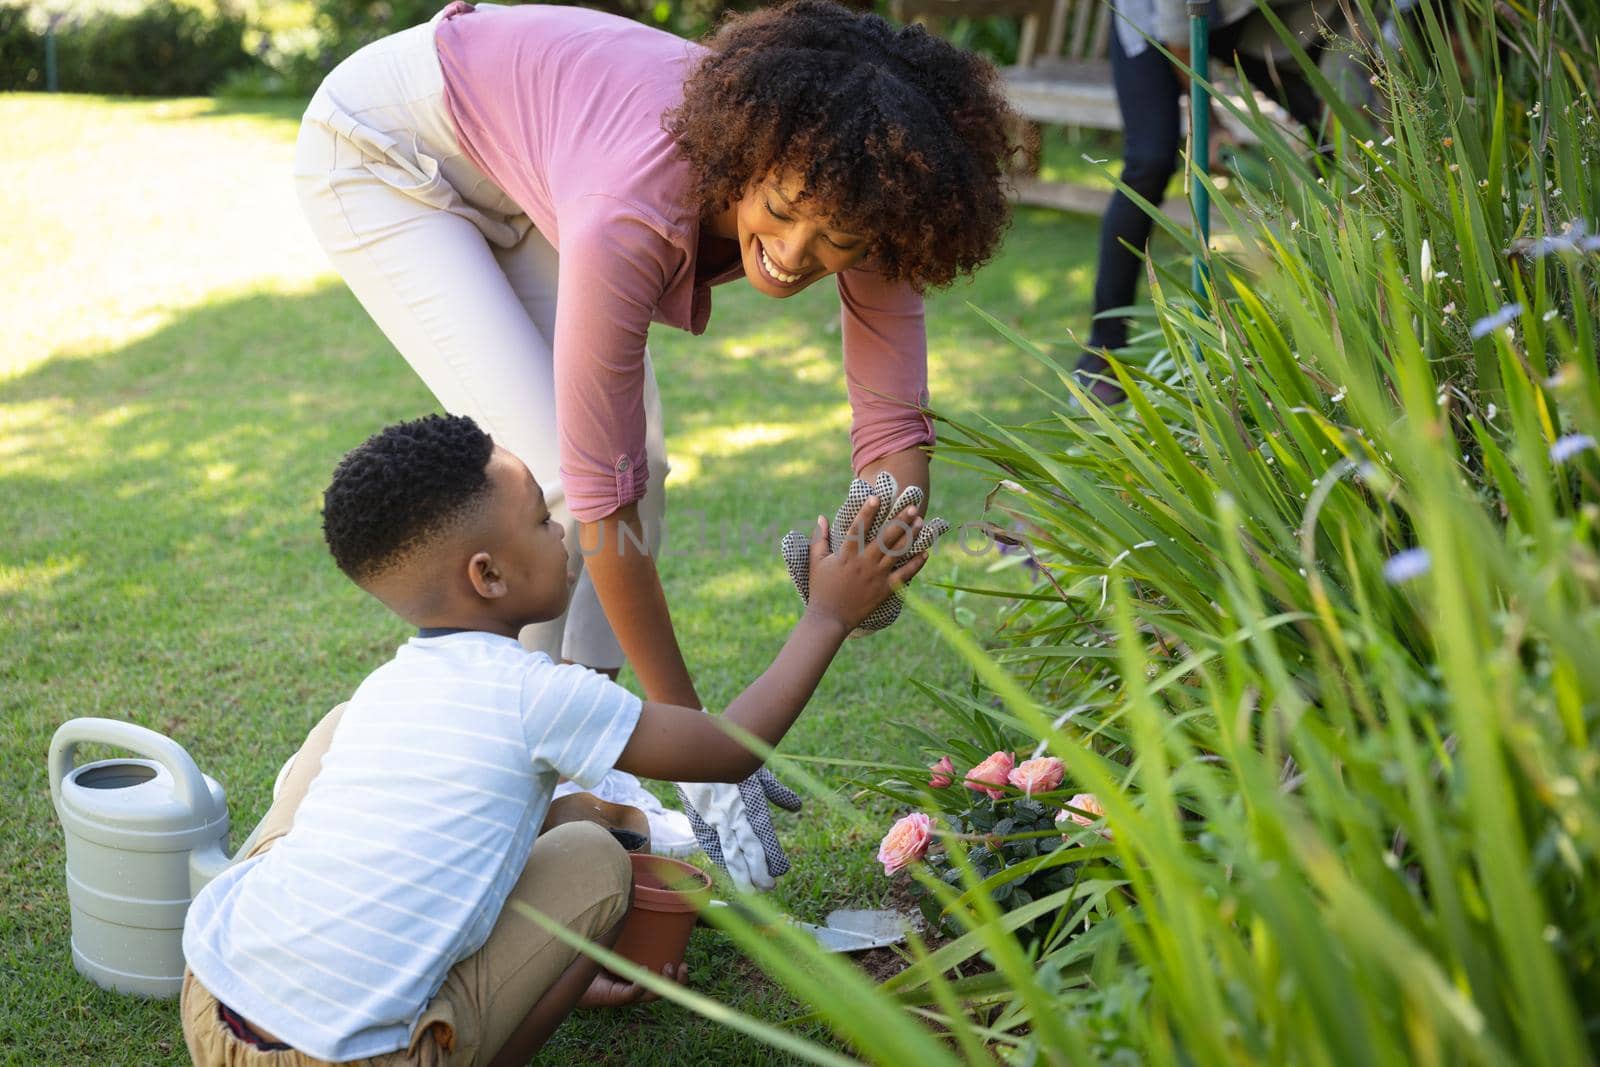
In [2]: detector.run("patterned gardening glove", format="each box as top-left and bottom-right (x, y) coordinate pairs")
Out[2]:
(780, 471), (950, 635)
(676, 768), (803, 892)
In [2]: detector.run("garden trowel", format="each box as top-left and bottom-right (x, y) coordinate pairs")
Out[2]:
(707, 901), (914, 953)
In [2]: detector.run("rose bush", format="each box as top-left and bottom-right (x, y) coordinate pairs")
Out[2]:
(876, 747), (1109, 939)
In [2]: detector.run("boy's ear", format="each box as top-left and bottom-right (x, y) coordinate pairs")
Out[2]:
(467, 551), (507, 599)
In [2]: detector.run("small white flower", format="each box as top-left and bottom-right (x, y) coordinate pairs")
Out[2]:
(1330, 388), (1347, 403)
(1550, 434), (1597, 464)
(1351, 183), (1367, 195)
(1383, 548), (1432, 584)
(1470, 303), (1523, 339)
(1442, 301), (1457, 315)
(1544, 309), (1559, 322)
(1420, 240), (1433, 283)
(1381, 136), (1395, 147)
(1485, 403), (1498, 420)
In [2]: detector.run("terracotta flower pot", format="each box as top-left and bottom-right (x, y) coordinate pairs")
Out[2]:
(611, 854), (712, 976)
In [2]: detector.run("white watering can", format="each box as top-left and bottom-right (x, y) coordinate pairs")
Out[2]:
(49, 717), (275, 999)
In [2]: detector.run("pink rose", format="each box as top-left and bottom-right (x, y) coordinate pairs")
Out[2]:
(1057, 793), (1110, 839)
(1007, 756), (1065, 797)
(878, 812), (933, 875)
(964, 751), (1015, 800)
(928, 756), (956, 789)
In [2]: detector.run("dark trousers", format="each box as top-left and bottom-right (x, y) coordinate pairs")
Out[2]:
(1087, 16), (1327, 350)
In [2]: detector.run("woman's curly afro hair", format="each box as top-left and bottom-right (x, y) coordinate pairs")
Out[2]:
(322, 414), (495, 583)
(667, 0), (1017, 292)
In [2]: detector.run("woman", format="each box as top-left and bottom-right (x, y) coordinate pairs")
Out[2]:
(293, 0), (1014, 887)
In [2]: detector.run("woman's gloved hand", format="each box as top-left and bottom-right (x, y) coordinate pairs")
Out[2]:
(780, 471), (949, 635)
(675, 768), (803, 892)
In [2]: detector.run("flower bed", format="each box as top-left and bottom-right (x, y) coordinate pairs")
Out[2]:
(602, 3), (1600, 1062)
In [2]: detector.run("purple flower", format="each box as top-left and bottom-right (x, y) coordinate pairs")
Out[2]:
(1550, 434), (1597, 464)
(1470, 303), (1524, 340)
(1530, 219), (1590, 257)
(1383, 548), (1432, 585)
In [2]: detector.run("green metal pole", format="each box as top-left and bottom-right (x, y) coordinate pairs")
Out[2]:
(1188, 1), (1211, 298)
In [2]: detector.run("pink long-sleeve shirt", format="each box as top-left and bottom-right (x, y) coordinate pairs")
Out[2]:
(433, 2), (934, 522)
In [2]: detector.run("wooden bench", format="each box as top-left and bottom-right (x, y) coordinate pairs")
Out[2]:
(891, 0), (1264, 219)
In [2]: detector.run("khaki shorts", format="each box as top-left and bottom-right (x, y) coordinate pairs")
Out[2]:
(181, 704), (633, 1066)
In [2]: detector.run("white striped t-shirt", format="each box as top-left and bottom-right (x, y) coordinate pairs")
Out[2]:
(182, 631), (642, 1061)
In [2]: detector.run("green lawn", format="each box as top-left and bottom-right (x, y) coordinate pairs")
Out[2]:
(0, 93), (1098, 1065)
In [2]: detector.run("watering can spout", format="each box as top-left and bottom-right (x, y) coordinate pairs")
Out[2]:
(190, 840), (234, 896)
(191, 812), (274, 893)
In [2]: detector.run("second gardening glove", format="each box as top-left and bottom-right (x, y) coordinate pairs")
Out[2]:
(676, 768), (803, 892)
(781, 471), (950, 635)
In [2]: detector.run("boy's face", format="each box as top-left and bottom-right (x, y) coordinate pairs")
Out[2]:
(483, 446), (572, 625)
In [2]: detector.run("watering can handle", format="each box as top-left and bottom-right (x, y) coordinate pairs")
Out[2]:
(48, 718), (217, 822)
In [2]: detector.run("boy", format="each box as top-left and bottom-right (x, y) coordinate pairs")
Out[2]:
(180, 414), (928, 1066)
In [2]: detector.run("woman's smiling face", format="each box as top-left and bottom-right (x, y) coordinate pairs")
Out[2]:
(732, 171), (871, 297)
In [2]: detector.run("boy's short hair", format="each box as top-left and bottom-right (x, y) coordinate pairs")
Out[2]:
(322, 414), (496, 583)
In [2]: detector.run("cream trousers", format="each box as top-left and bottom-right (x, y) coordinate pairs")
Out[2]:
(292, 14), (668, 670)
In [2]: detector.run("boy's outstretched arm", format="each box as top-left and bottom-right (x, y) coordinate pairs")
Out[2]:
(613, 496), (927, 784)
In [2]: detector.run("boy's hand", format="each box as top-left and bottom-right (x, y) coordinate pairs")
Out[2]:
(802, 494), (930, 635)
(578, 962), (688, 1008)
(781, 471), (949, 635)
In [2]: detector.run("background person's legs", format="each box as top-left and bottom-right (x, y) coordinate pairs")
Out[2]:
(1083, 26), (1184, 386)
(1081, 16), (1328, 400)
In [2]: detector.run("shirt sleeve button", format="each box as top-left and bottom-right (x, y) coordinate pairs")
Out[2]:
(616, 457), (631, 473)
